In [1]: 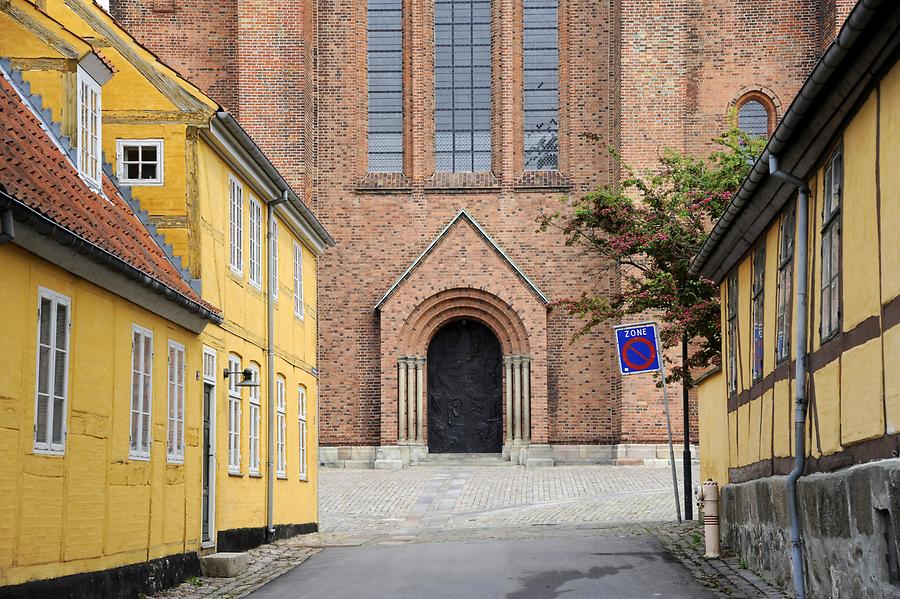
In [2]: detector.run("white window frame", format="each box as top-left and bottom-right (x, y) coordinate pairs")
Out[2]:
(271, 220), (279, 301)
(248, 364), (261, 475)
(201, 346), (218, 547)
(76, 66), (102, 190)
(293, 241), (304, 319)
(34, 287), (71, 455)
(276, 376), (286, 477)
(821, 148), (842, 341)
(227, 354), (242, 473)
(248, 198), (263, 289)
(116, 139), (164, 186)
(298, 385), (308, 480)
(229, 176), (244, 275)
(130, 325), (153, 460)
(167, 340), (186, 464)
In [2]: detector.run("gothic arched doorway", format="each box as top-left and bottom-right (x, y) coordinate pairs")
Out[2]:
(427, 319), (503, 453)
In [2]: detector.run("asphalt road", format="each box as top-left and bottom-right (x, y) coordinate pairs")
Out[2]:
(246, 535), (716, 599)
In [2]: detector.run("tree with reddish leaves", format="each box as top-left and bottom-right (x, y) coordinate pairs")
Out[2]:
(541, 125), (766, 386)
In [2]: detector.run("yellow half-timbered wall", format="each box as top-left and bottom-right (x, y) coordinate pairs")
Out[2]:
(699, 58), (900, 487)
(0, 246), (204, 587)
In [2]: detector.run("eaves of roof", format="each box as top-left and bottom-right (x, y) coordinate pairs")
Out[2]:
(689, 0), (898, 282)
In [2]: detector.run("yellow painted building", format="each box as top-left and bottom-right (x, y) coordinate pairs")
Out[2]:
(691, 2), (900, 596)
(0, 50), (222, 595)
(1, 0), (333, 595)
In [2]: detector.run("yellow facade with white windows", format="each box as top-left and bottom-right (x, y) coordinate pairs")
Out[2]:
(0, 0), (332, 594)
(696, 56), (900, 484)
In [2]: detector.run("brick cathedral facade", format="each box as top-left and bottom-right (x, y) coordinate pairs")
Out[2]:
(112, 0), (855, 465)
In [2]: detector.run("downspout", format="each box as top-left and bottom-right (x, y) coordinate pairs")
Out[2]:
(769, 154), (810, 599)
(266, 190), (288, 542)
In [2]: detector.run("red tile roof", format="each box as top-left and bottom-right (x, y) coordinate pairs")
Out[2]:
(0, 73), (219, 318)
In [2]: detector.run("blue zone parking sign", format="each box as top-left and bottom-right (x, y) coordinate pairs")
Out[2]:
(615, 323), (661, 375)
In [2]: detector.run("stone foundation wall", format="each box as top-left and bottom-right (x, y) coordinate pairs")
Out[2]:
(721, 459), (900, 598)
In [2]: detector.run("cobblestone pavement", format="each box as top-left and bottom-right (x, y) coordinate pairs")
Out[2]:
(156, 463), (786, 599)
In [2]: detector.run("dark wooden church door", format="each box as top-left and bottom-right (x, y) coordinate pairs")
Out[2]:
(427, 320), (503, 453)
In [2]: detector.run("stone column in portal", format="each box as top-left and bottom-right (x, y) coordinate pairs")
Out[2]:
(398, 357), (408, 443)
(407, 356), (416, 444)
(513, 356), (522, 442)
(523, 357), (531, 443)
(416, 357), (425, 444)
(504, 356), (513, 444)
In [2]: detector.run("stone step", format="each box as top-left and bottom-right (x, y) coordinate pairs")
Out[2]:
(199, 552), (248, 578)
(417, 452), (513, 467)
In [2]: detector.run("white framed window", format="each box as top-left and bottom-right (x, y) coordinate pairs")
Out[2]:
(76, 66), (102, 189)
(821, 148), (842, 341)
(130, 325), (153, 460)
(248, 198), (263, 288)
(276, 375), (286, 477)
(229, 176), (244, 275)
(34, 288), (71, 455)
(227, 354), (242, 473)
(116, 139), (164, 186)
(298, 386), (308, 480)
(167, 340), (186, 463)
(248, 364), (261, 475)
(271, 221), (279, 300)
(726, 273), (738, 398)
(775, 205), (795, 363)
(293, 241), (304, 319)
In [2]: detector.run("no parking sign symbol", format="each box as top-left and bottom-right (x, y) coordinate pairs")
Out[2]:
(614, 323), (661, 375)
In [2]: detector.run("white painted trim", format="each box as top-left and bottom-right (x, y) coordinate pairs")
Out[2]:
(116, 138), (165, 186)
(228, 175), (244, 276)
(166, 339), (186, 464)
(201, 346), (217, 546)
(76, 66), (103, 191)
(129, 323), (153, 461)
(33, 287), (71, 456)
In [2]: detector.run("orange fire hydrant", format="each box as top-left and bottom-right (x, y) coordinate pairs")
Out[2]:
(696, 479), (720, 558)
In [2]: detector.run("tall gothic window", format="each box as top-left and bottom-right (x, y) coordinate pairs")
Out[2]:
(523, 0), (558, 170)
(435, 0), (492, 172)
(368, 0), (403, 172)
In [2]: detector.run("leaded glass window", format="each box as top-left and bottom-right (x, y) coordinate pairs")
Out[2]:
(523, 0), (558, 170)
(435, 0), (492, 172)
(738, 100), (769, 137)
(368, 0), (403, 172)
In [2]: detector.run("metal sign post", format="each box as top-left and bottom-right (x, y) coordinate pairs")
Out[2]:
(614, 322), (682, 524)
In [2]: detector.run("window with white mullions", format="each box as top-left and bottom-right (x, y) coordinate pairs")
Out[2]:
(167, 341), (185, 463)
(775, 205), (795, 363)
(116, 139), (163, 185)
(271, 221), (279, 301)
(751, 245), (765, 383)
(298, 386), (308, 480)
(821, 148), (842, 341)
(130, 325), (153, 460)
(276, 376), (287, 477)
(77, 66), (102, 189)
(229, 176), (243, 274)
(248, 364), (261, 475)
(34, 289), (71, 454)
(293, 241), (304, 319)
(435, 0), (492, 172)
(523, 0), (558, 170)
(249, 198), (263, 288)
(368, 0), (403, 172)
(228, 354), (242, 472)
(726, 273), (738, 397)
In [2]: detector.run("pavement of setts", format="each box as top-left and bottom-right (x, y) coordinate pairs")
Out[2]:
(154, 464), (786, 599)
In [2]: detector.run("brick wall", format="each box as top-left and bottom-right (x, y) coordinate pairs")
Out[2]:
(111, 0), (844, 449)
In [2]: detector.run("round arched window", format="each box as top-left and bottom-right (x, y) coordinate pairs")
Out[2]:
(737, 99), (771, 137)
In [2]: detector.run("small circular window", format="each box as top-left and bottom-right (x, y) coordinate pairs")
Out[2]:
(737, 99), (771, 137)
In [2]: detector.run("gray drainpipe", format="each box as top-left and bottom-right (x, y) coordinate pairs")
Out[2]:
(769, 154), (809, 599)
(266, 190), (288, 542)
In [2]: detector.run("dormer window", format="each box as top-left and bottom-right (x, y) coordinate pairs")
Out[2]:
(76, 66), (102, 189)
